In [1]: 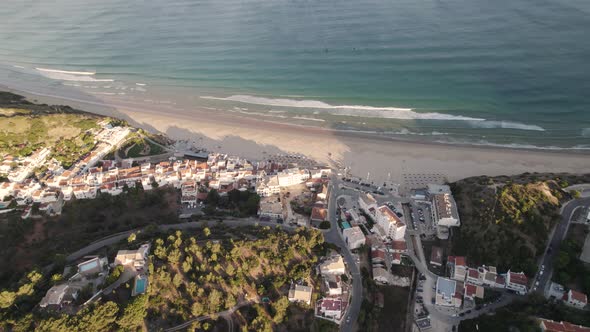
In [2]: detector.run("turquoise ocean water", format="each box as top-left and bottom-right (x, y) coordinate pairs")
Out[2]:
(1, 0), (589, 149)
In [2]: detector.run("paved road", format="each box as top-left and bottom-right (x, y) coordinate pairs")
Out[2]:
(535, 197), (590, 292)
(66, 218), (296, 262)
(326, 176), (362, 332)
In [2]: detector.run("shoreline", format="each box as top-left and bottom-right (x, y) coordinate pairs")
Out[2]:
(3, 85), (590, 184)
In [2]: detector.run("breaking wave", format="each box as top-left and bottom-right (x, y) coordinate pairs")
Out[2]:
(467, 120), (545, 131)
(201, 95), (483, 121)
(35, 67), (114, 82)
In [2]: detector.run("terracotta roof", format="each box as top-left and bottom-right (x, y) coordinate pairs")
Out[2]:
(468, 269), (479, 279)
(448, 256), (466, 267)
(321, 299), (342, 311)
(540, 318), (590, 332)
(569, 290), (588, 304)
(378, 205), (402, 224)
(391, 240), (407, 251)
(465, 283), (477, 297)
(371, 248), (386, 261)
(508, 271), (528, 286)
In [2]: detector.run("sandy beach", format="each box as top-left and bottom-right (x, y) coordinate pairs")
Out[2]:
(4, 85), (590, 185)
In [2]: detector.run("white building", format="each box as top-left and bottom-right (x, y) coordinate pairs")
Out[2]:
(325, 275), (342, 296)
(258, 195), (284, 221)
(435, 277), (462, 308)
(277, 168), (310, 187)
(343, 226), (365, 250)
(358, 193), (377, 214)
(447, 256), (467, 281)
(316, 298), (343, 321)
(505, 270), (528, 295)
(288, 284), (313, 305)
(428, 184), (460, 239)
(319, 255), (346, 276)
(115, 244), (150, 271)
(376, 205), (406, 240)
(564, 289), (588, 309)
(181, 181), (198, 205)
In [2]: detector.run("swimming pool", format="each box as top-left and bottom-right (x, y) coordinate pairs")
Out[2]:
(78, 260), (99, 272)
(134, 276), (147, 295)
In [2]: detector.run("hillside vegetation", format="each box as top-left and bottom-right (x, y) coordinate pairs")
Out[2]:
(147, 227), (324, 331)
(0, 92), (103, 167)
(450, 173), (589, 275)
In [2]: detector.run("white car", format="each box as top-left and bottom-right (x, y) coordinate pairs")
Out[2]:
(535, 281), (539, 286)
(540, 271), (543, 276)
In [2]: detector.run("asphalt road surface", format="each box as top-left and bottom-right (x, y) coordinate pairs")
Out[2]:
(326, 177), (362, 332)
(535, 197), (590, 292)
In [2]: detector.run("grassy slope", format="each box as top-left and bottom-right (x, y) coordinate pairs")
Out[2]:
(450, 173), (590, 275)
(0, 91), (102, 167)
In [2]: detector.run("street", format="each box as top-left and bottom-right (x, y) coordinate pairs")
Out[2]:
(325, 175), (363, 332)
(534, 197), (590, 293)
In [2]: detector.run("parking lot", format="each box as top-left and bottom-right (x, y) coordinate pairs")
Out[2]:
(407, 201), (436, 238)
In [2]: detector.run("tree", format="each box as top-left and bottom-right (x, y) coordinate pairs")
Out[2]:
(226, 293), (237, 309)
(203, 227), (211, 238)
(208, 289), (223, 313)
(272, 296), (290, 324)
(127, 232), (137, 243)
(191, 301), (205, 317)
(206, 189), (220, 206)
(173, 273), (183, 288)
(77, 301), (119, 331)
(0, 290), (16, 309)
(118, 295), (147, 331)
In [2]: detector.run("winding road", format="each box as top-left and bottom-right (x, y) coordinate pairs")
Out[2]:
(326, 176), (363, 332)
(535, 197), (590, 292)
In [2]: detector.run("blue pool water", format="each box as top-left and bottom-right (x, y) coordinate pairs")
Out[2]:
(134, 276), (147, 294)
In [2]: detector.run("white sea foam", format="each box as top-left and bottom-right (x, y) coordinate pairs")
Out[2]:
(12, 65), (24, 69)
(35, 67), (114, 82)
(135, 83), (146, 86)
(435, 139), (590, 151)
(293, 116), (326, 122)
(201, 95), (483, 121)
(468, 120), (545, 131)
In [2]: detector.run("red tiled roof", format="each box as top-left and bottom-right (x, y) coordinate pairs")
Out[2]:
(563, 321), (590, 332)
(569, 290), (588, 304)
(448, 256), (466, 267)
(508, 271), (528, 286)
(496, 275), (505, 285)
(540, 318), (590, 332)
(391, 240), (407, 251)
(468, 269), (479, 279)
(465, 284), (477, 297)
(321, 299), (342, 311)
(392, 253), (402, 261)
(371, 249), (386, 261)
